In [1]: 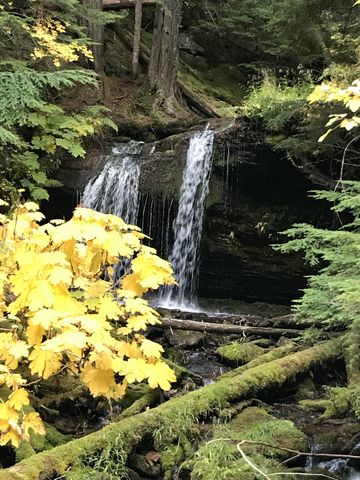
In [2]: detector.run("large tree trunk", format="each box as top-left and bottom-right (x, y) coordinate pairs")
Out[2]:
(148, 0), (182, 113)
(81, 0), (104, 74)
(0, 339), (342, 480)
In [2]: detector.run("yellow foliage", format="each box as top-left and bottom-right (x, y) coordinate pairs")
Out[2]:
(0, 201), (176, 448)
(308, 79), (360, 141)
(24, 18), (93, 67)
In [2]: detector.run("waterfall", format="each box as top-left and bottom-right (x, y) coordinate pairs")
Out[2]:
(160, 129), (215, 309)
(82, 142), (141, 225)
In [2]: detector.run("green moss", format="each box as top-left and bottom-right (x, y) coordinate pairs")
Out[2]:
(178, 67), (239, 118)
(216, 342), (265, 365)
(225, 407), (308, 458)
(121, 383), (150, 410)
(295, 377), (316, 400)
(322, 386), (356, 418)
(28, 432), (45, 453)
(44, 423), (69, 447)
(299, 399), (329, 413)
(16, 442), (36, 463)
(66, 466), (106, 480)
(219, 342), (297, 380)
(186, 407), (307, 480)
(161, 445), (184, 479)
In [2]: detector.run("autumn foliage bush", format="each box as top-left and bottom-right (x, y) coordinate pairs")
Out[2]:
(0, 200), (176, 448)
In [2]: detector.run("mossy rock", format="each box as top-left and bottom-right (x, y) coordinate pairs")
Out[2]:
(186, 406), (308, 480)
(216, 342), (265, 366)
(165, 330), (205, 348)
(227, 407), (308, 458)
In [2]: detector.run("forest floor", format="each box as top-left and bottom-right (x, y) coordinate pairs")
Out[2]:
(1, 301), (359, 480)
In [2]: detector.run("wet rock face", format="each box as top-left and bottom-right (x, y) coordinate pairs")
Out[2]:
(133, 118), (327, 304)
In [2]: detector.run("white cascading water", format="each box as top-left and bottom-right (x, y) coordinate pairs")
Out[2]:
(82, 142), (141, 225)
(160, 129), (215, 309)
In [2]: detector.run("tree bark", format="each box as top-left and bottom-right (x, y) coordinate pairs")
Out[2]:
(159, 316), (301, 337)
(148, 0), (182, 113)
(0, 339), (341, 480)
(132, 0), (143, 78)
(81, 0), (104, 74)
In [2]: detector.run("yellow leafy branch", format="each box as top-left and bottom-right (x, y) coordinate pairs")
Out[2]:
(0, 200), (176, 448)
(308, 79), (360, 142)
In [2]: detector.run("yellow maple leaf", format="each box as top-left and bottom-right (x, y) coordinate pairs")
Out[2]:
(26, 280), (55, 311)
(8, 341), (29, 360)
(29, 348), (62, 379)
(145, 361), (176, 391)
(97, 297), (121, 320)
(30, 309), (59, 329)
(140, 339), (164, 359)
(0, 403), (19, 425)
(123, 358), (148, 384)
(121, 273), (145, 297)
(47, 266), (73, 286)
(0, 425), (21, 448)
(124, 297), (154, 315)
(23, 202), (39, 212)
(22, 412), (45, 436)
(8, 389), (29, 411)
(81, 363), (115, 397)
(41, 331), (88, 352)
(27, 322), (45, 346)
(116, 340), (142, 359)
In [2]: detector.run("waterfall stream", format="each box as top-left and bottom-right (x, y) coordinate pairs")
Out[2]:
(82, 142), (141, 225)
(160, 129), (215, 309)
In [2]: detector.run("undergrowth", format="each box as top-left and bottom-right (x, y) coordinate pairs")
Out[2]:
(242, 72), (313, 131)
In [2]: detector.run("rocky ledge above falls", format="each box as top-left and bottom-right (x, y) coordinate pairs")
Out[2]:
(47, 117), (329, 304)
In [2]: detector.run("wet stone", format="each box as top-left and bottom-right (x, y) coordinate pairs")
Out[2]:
(165, 330), (205, 348)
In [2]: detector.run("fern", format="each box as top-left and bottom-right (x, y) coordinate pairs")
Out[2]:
(276, 182), (360, 388)
(0, 67), (97, 126)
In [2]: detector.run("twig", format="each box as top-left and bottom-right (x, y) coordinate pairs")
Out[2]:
(236, 442), (338, 480)
(236, 442), (271, 480)
(335, 135), (360, 190)
(236, 439), (360, 461)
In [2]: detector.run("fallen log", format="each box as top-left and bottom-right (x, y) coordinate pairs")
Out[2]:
(159, 316), (301, 337)
(219, 341), (298, 379)
(0, 339), (342, 480)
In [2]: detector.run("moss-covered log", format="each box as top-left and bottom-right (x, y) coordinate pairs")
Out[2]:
(219, 341), (298, 379)
(0, 339), (341, 480)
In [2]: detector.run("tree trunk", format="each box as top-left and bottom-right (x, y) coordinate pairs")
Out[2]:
(132, 0), (143, 78)
(148, 0), (182, 113)
(81, 0), (104, 74)
(0, 339), (342, 480)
